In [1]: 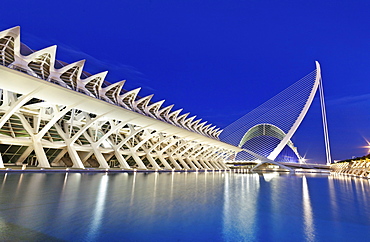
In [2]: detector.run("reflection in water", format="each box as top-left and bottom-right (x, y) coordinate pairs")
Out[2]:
(130, 172), (136, 207)
(62, 173), (68, 192)
(170, 171), (174, 202)
(262, 172), (279, 182)
(1, 173), (7, 189)
(302, 176), (315, 241)
(15, 173), (24, 196)
(0, 172), (370, 241)
(151, 172), (158, 214)
(87, 174), (109, 241)
(223, 173), (260, 241)
(328, 174), (339, 224)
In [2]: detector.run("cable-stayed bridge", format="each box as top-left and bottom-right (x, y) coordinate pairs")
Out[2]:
(220, 61), (332, 171)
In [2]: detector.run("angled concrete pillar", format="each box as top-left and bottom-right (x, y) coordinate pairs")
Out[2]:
(157, 154), (174, 169)
(146, 154), (162, 170)
(33, 139), (50, 168)
(198, 159), (210, 169)
(218, 161), (228, 170)
(50, 149), (68, 166)
(202, 159), (215, 169)
(130, 150), (147, 170)
(183, 157), (197, 169)
(114, 149), (131, 169)
(214, 161), (226, 170)
(66, 143), (85, 168)
(15, 146), (33, 165)
(176, 156), (190, 169)
(168, 156), (182, 170)
(91, 144), (110, 169)
(78, 151), (94, 163)
(0, 153), (4, 168)
(191, 158), (203, 169)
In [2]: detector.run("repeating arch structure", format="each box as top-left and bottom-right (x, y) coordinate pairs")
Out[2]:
(220, 62), (321, 166)
(0, 26), (240, 169)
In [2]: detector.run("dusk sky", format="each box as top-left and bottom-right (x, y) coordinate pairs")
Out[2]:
(2, 0), (370, 163)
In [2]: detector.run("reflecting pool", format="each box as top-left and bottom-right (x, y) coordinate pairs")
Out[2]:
(0, 171), (369, 241)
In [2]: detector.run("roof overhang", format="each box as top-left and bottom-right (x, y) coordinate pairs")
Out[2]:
(0, 65), (242, 152)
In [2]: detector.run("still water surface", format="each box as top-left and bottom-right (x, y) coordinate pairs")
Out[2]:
(0, 171), (369, 241)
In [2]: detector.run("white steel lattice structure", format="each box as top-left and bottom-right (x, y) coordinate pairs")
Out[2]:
(220, 62), (324, 167)
(0, 26), (241, 169)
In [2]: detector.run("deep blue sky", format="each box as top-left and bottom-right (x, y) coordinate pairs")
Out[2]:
(2, 0), (370, 163)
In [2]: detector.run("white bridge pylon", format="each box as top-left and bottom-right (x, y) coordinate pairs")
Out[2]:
(267, 61), (321, 161)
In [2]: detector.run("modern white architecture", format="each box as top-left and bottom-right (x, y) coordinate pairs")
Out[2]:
(0, 26), (241, 170)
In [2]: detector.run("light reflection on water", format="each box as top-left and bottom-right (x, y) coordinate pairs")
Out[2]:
(302, 176), (314, 241)
(0, 172), (369, 241)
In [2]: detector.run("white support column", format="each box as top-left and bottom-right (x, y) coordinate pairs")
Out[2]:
(176, 142), (201, 169)
(91, 144), (110, 169)
(198, 159), (210, 169)
(144, 133), (173, 169)
(15, 113), (51, 168)
(211, 162), (221, 170)
(131, 129), (162, 169)
(206, 151), (222, 169)
(32, 138), (50, 168)
(214, 153), (229, 169)
(156, 138), (182, 170)
(204, 159), (217, 170)
(114, 125), (152, 169)
(185, 157), (201, 169)
(66, 143), (85, 168)
(185, 144), (205, 169)
(182, 156), (197, 169)
(78, 151), (94, 163)
(203, 149), (219, 169)
(157, 153), (175, 170)
(193, 158), (207, 169)
(82, 120), (129, 169)
(15, 146), (33, 165)
(219, 161), (229, 170)
(130, 150), (147, 170)
(191, 157), (204, 169)
(155, 138), (183, 170)
(0, 153), (5, 168)
(114, 149), (131, 169)
(217, 151), (231, 169)
(51, 149), (68, 166)
(176, 156), (191, 170)
(155, 142), (185, 170)
(145, 154), (162, 170)
(168, 156), (183, 170)
(54, 123), (85, 168)
(201, 150), (216, 169)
